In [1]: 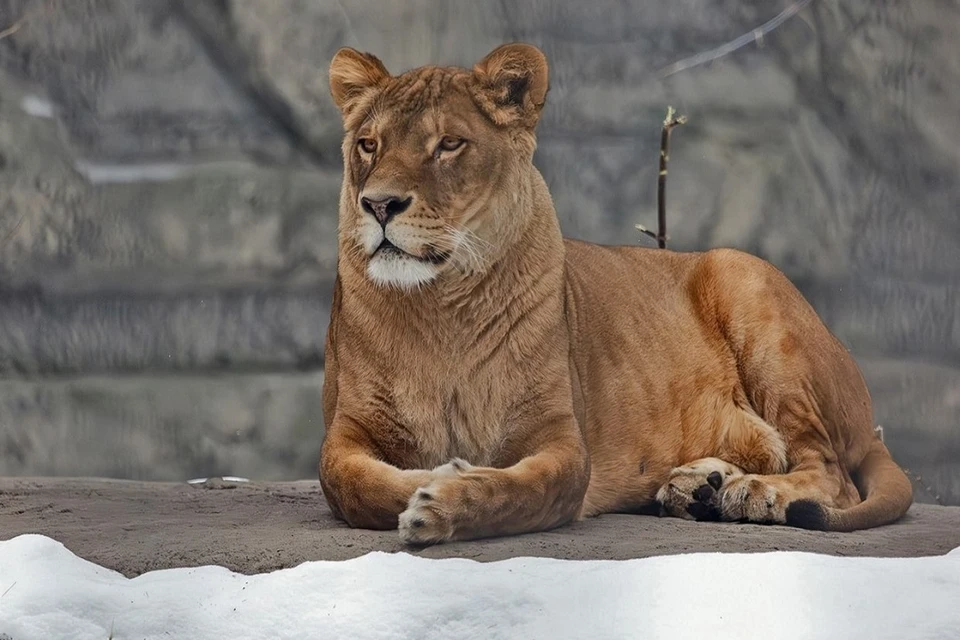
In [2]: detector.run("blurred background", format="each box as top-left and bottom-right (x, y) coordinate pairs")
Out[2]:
(0, 0), (957, 505)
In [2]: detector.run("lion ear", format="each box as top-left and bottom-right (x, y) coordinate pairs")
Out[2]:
(329, 47), (390, 117)
(472, 43), (549, 128)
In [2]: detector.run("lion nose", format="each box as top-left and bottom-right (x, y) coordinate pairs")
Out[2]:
(360, 194), (413, 227)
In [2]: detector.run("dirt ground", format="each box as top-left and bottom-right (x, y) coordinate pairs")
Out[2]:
(1, 477), (958, 577)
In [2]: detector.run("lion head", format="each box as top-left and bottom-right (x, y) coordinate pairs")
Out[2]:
(328, 43), (550, 289)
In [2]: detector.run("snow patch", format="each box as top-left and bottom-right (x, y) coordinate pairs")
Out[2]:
(187, 476), (250, 485)
(0, 534), (958, 640)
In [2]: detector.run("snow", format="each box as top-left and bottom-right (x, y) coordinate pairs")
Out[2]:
(186, 476), (250, 485)
(0, 535), (958, 640)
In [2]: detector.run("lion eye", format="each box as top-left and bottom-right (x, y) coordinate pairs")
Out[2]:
(357, 138), (378, 154)
(437, 136), (465, 153)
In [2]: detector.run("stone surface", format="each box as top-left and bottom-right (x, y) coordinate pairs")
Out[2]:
(0, 1), (956, 502)
(0, 373), (324, 481)
(0, 288), (329, 374)
(0, 0), (299, 164)
(1, 479), (958, 578)
(0, 67), (339, 296)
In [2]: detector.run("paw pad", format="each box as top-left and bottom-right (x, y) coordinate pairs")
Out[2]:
(692, 484), (715, 502)
(685, 501), (720, 521)
(707, 471), (723, 490)
(657, 459), (745, 522)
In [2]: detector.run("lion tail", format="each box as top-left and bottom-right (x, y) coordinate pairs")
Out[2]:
(786, 438), (913, 532)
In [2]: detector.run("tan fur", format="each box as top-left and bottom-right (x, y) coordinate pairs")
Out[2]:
(319, 43), (913, 544)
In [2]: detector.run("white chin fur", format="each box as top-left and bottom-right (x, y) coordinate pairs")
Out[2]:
(367, 253), (438, 289)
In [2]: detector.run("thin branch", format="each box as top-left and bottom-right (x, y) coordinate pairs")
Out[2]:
(1, 213), (27, 249)
(905, 467), (943, 506)
(0, 0), (54, 40)
(0, 17), (26, 39)
(1, 581), (15, 598)
(881, 424), (944, 506)
(657, 0), (814, 78)
(637, 106), (686, 249)
(656, 107), (686, 248)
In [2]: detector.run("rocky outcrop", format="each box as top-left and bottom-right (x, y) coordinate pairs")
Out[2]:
(0, 0), (957, 502)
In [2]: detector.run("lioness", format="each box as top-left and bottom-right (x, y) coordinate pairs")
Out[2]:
(319, 42), (913, 544)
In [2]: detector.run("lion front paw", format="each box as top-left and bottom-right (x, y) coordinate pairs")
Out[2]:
(398, 485), (454, 545)
(398, 458), (474, 545)
(657, 457), (745, 521)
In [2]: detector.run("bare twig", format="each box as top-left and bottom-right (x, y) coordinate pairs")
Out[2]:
(877, 425), (941, 505)
(1, 581), (15, 598)
(656, 107), (686, 248)
(0, 17), (26, 39)
(0, 0), (48, 40)
(1, 213), (27, 249)
(905, 467), (943, 506)
(637, 106), (686, 249)
(657, 0), (814, 78)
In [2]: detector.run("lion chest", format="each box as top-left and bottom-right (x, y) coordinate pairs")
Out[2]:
(390, 373), (508, 469)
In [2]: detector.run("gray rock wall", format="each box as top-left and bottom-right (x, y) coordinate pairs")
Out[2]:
(0, 0), (957, 504)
